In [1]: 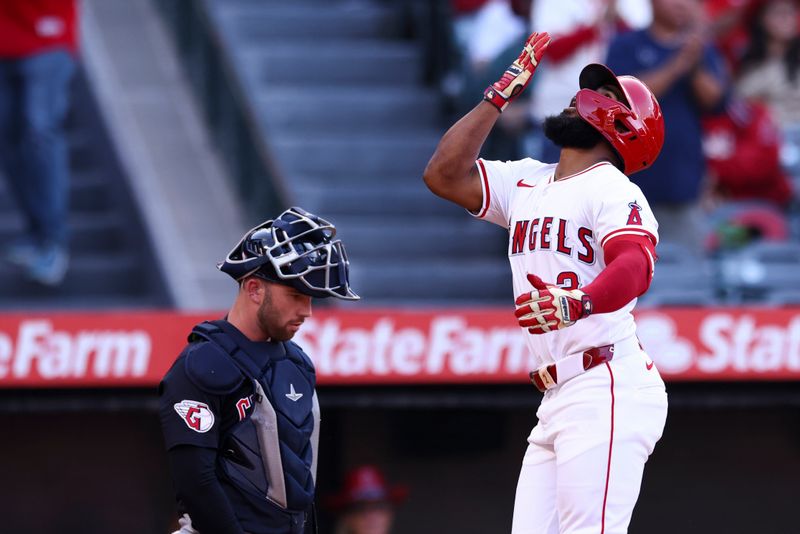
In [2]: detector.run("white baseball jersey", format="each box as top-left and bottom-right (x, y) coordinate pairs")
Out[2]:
(472, 158), (658, 369)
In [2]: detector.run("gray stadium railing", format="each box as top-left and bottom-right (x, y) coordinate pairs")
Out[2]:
(152, 0), (287, 220)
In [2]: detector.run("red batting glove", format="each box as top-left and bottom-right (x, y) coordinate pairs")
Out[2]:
(484, 32), (551, 112)
(514, 274), (593, 335)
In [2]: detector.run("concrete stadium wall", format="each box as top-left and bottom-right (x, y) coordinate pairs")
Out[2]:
(0, 403), (796, 533)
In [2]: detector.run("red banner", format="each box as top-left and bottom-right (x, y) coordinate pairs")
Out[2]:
(0, 308), (798, 388)
(0, 312), (196, 387)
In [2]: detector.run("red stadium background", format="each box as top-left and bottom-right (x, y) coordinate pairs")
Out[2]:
(1, 307), (798, 387)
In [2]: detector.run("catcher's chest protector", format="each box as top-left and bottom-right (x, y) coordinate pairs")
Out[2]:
(191, 321), (320, 517)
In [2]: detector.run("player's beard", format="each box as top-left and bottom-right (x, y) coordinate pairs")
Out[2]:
(543, 112), (605, 150)
(256, 286), (295, 341)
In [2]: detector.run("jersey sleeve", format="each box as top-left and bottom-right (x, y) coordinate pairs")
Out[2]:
(471, 157), (546, 228)
(592, 179), (659, 250)
(159, 357), (225, 451)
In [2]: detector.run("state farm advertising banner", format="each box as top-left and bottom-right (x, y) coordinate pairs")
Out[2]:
(0, 308), (798, 388)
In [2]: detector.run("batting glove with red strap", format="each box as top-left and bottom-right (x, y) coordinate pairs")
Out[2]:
(484, 32), (551, 112)
(514, 274), (593, 334)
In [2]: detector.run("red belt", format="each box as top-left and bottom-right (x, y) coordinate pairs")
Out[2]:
(529, 344), (615, 392)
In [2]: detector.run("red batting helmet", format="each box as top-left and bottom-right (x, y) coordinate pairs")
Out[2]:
(575, 63), (665, 175)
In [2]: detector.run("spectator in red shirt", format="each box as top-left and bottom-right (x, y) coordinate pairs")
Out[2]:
(702, 97), (793, 252)
(0, 0), (78, 285)
(529, 0), (652, 163)
(704, 0), (754, 74)
(703, 98), (793, 208)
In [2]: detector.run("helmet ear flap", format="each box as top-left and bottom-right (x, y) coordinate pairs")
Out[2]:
(575, 88), (631, 145)
(574, 68), (665, 175)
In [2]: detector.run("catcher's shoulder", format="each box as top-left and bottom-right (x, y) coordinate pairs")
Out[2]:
(183, 340), (246, 395)
(285, 340), (316, 375)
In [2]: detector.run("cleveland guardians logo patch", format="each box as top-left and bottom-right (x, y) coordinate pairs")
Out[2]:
(174, 400), (215, 433)
(235, 396), (252, 421)
(627, 202), (643, 225)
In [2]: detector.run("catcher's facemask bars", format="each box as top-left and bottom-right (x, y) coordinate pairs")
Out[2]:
(219, 207), (360, 300)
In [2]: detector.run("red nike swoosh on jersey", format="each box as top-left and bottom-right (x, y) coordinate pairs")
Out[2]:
(646, 361), (655, 370)
(516, 179), (536, 188)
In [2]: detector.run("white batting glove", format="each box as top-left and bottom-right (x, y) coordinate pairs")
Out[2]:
(514, 274), (593, 334)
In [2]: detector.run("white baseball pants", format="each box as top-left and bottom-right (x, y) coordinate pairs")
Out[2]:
(511, 343), (668, 534)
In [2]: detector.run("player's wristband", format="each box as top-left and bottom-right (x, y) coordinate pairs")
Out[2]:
(483, 86), (508, 112)
(580, 294), (593, 318)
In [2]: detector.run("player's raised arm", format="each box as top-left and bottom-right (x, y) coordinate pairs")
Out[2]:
(423, 32), (551, 213)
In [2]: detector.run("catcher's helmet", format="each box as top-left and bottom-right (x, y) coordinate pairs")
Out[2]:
(218, 207), (359, 300)
(575, 63), (665, 175)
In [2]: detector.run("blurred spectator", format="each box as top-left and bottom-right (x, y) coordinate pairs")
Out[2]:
(702, 96), (793, 253)
(529, 0), (652, 162)
(702, 97), (793, 208)
(705, 202), (790, 251)
(450, 0), (528, 75)
(737, 0), (800, 129)
(448, 0), (530, 160)
(0, 0), (78, 285)
(326, 465), (408, 534)
(705, 0), (754, 73)
(606, 0), (728, 255)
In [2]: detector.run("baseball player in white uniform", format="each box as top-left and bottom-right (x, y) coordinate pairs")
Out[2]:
(423, 32), (669, 533)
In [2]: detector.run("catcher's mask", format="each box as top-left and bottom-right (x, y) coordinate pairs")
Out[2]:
(575, 63), (665, 175)
(218, 207), (359, 300)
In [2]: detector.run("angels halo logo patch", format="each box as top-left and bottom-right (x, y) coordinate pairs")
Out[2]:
(174, 400), (215, 433)
(626, 201), (643, 225)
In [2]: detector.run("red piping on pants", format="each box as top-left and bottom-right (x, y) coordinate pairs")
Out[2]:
(601, 362), (615, 534)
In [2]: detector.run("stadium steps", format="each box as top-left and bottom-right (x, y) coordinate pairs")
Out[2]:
(290, 182), (463, 218)
(330, 216), (508, 260)
(348, 260), (513, 303)
(241, 43), (423, 87)
(257, 89), (441, 133)
(205, 0), (509, 304)
(213, 3), (404, 42)
(0, 70), (170, 309)
(269, 133), (441, 177)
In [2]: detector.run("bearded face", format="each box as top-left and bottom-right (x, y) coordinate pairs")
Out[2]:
(254, 281), (311, 341)
(542, 110), (605, 151)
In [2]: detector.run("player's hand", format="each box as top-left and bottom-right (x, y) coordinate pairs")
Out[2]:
(484, 32), (551, 112)
(514, 274), (592, 334)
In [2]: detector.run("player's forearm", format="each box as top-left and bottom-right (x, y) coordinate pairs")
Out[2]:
(582, 239), (652, 313)
(168, 445), (245, 534)
(424, 101), (499, 193)
(637, 39), (705, 99)
(691, 69), (725, 111)
(425, 32), (550, 210)
(637, 58), (688, 98)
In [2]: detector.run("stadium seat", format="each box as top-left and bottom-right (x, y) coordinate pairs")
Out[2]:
(719, 241), (800, 302)
(638, 242), (719, 307)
